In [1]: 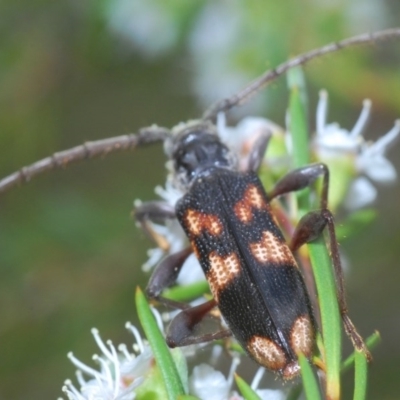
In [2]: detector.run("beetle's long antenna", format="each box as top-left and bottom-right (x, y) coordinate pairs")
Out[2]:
(0, 126), (170, 194)
(2, 29), (399, 195)
(203, 28), (400, 120)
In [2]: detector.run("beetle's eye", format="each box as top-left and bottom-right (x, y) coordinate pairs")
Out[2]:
(181, 152), (197, 169)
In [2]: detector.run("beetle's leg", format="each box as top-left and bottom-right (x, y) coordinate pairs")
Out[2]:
(146, 246), (193, 310)
(268, 163), (371, 359)
(247, 130), (272, 172)
(167, 299), (231, 347)
(134, 201), (176, 251)
(268, 163), (329, 209)
(289, 209), (371, 360)
(141, 235), (226, 345)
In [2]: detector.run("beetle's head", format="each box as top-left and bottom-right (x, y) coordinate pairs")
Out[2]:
(165, 120), (236, 189)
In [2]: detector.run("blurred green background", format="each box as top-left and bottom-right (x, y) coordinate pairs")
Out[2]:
(0, 1), (399, 399)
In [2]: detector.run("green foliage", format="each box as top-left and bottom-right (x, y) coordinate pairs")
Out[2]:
(235, 373), (262, 400)
(136, 287), (186, 399)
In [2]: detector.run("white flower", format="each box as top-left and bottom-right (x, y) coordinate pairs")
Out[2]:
(217, 112), (288, 172)
(314, 90), (399, 209)
(61, 321), (156, 400)
(137, 177), (205, 285)
(188, 3), (263, 113)
(188, 361), (285, 400)
(176, 253), (206, 286)
(135, 178), (186, 272)
(139, 216), (187, 272)
(356, 122), (399, 183)
(250, 368), (286, 400)
(189, 357), (241, 400)
(216, 90), (399, 212)
(256, 388), (286, 400)
(105, 0), (179, 59)
(217, 113), (278, 152)
(60, 311), (286, 400)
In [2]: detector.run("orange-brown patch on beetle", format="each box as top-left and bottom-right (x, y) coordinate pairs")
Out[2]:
(290, 315), (314, 357)
(184, 209), (223, 236)
(207, 251), (241, 301)
(247, 335), (287, 372)
(233, 184), (269, 223)
(249, 231), (296, 265)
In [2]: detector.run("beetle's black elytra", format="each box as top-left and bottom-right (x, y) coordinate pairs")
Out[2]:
(172, 132), (315, 377)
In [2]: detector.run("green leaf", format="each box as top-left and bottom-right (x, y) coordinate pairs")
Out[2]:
(353, 350), (368, 400)
(163, 280), (209, 302)
(135, 347), (188, 400)
(287, 67), (310, 211)
(320, 156), (355, 211)
(235, 373), (262, 400)
(288, 67), (342, 399)
(136, 287), (185, 400)
(287, 67), (309, 169)
(299, 353), (322, 400)
(308, 239), (342, 400)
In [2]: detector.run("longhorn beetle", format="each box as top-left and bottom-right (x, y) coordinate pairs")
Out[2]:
(1, 29), (399, 381)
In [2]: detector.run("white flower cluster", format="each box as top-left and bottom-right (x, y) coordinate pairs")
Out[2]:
(61, 323), (152, 400)
(314, 90), (399, 209)
(135, 178), (204, 283)
(61, 317), (284, 399)
(218, 90), (399, 210)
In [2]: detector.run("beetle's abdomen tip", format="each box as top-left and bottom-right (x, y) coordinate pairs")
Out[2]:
(282, 361), (301, 380)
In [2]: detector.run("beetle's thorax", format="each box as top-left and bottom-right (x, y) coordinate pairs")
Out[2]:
(165, 120), (236, 190)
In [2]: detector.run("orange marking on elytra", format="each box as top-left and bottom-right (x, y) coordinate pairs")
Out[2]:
(290, 316), (314, 357)
(233, 184), (269, 223)
(249, 231), (296, 265)
(207, 252), (241, 301)
(185, 209), (223, 236)
(247, 335), (287, 371)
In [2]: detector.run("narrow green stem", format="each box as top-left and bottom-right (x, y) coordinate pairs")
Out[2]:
(308, 239), (342, 400)
(136, 287), (185, 400)
(299, 354), (322, 400)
